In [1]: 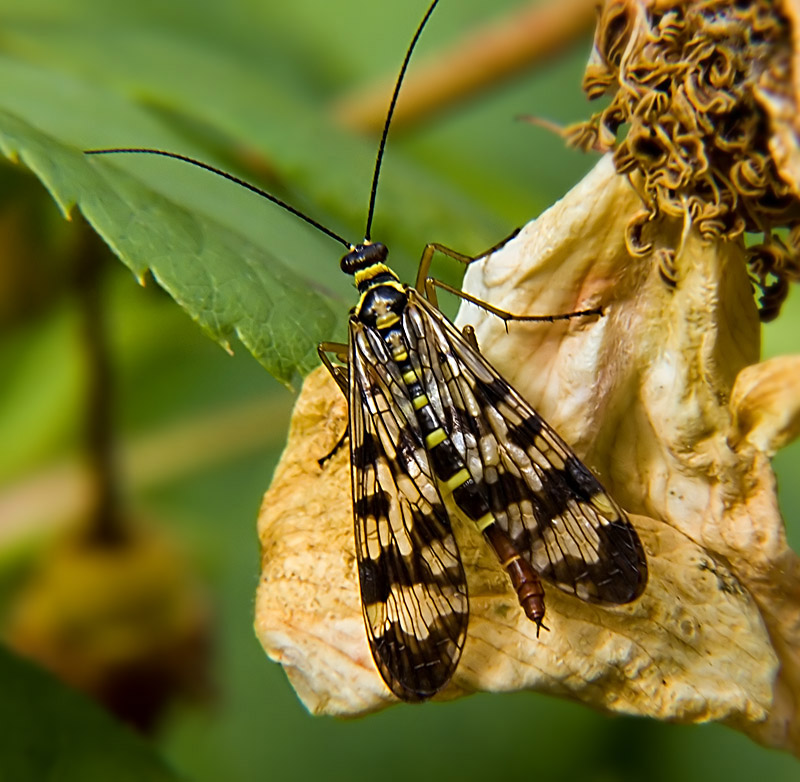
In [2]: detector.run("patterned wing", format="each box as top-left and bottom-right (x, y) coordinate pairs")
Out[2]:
(404, 291), (647, 606)
(348, 319), (469, 701)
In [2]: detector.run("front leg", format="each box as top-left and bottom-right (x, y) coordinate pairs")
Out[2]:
(414, 229), (521, 302)
(318, 341), (349, 396)
(414, 232), (602, 326)
(317, 341), (350, 466)
(461, 324), (480, 352)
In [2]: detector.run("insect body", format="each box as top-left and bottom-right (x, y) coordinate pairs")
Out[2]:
(86, 0), (647, 703)
(323, 240), (647, 700)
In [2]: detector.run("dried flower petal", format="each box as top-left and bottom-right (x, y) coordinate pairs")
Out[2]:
(456, 156), (800, 755)
(255, 159), (793, 750)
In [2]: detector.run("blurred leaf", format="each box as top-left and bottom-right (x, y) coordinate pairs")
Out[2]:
(0, 644), (180, 781)
(0, 162), (76, 328)
(0, 303), (83, 483)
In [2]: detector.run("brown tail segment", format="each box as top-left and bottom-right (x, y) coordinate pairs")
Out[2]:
(483, 524), (547, 633)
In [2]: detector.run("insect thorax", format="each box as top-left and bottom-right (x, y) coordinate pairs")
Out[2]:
(343, 242), (407, 328)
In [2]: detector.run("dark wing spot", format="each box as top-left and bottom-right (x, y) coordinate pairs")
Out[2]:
(363, 540), (462, 592)
(372, 618), (463, 702)
(531, 468), (572, 524)
(506, 414), (544, 447)
(352, 431), (379, 468)
(359, 557), (391, 605)
(563, 455), (603, 503)
(484, 377), (511, 402)
(535, 517), (647, 604)
(353, 490), (391, 522)
(491, 470), (524, 510)
(408, 503), (453, 547)
(594, 519), (648, 602)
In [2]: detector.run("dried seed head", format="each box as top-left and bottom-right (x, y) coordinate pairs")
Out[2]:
(568, 0), (800, 320)
(7, 525), (212, 733)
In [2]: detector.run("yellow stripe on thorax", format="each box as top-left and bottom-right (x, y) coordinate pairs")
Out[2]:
(353, 263), (399, 288)
(353, 267), (404, 319)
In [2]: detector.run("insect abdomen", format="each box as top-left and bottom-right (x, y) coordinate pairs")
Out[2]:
(381, 314), (547, 629)
(482, 524), (545, 628)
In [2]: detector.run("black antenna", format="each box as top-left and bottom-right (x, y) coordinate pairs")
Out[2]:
(363, 0), (440, 242)
(84, 148), (351, 249)
(86, 1), (440, 250)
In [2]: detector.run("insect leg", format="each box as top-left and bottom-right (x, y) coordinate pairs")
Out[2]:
(317, 342), (350, 466)
(318, 342), (349, 396)
(318, 429), (348, 468)
(415, 232), (601, 324)
(413, 228), (521, 301)
(461, 324), (480, 351)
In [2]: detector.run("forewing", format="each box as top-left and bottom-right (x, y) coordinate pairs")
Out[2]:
(406, 292), (647, 605)
(348, 320), (469, 701)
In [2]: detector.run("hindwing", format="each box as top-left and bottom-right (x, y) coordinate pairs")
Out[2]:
(402, 291), (647, 605)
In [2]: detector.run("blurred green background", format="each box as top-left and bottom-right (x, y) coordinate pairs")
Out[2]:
(1, 0), (799, 779)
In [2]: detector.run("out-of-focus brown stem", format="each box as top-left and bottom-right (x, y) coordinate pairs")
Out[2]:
(73, 221), (123, 545)
(334, 0), (597, 135)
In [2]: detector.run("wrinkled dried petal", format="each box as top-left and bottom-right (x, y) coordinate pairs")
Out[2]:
(730, 355), (800, 454)
(454, 156), (799, 755)
(255, 159), (794, 751)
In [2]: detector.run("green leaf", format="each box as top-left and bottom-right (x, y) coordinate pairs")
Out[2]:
(0, 646), (180, 781)
(0, 100), (338, 385)
(0, 1), (509, 386)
